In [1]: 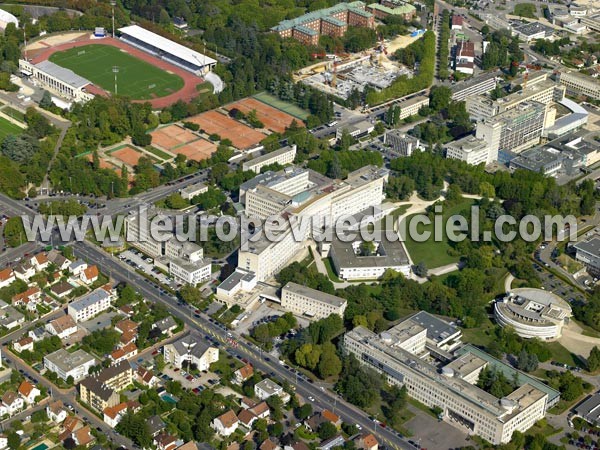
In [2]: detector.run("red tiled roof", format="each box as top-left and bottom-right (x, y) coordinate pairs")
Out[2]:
(18, 380), (36, 397)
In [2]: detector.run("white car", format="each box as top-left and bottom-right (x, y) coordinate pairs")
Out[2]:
(308, 396), (315, 402)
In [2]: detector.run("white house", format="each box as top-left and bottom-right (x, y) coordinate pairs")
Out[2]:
(46, 315), (78, 339)
(31, 253), (49, 271)
(69, 260), (88, 276)
(80, 265), (99, 285)
(211, 410), (239, 437)
(0, 269), (15, 289)
(18, 381), (40, 404)
(46, 400), (68, 423)
(2, 392), (24, 415)
(0, 434), (7, 450)
(254, 379), (289, 403)
(13, 337), (34, 353)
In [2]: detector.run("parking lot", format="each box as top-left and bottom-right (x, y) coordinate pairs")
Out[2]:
(118, 249), (178, 289)
(531, 261), (587, 304)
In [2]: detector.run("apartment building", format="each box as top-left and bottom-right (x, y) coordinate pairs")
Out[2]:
(165, 238), (211, 286)
(394, 94), (430, 120)
(383, 131), (422, 157)
(79, 361), (133, 412)
(271, 1), (374, 45)
(343, 316), (558, 444)
(180, 182), (208, 201)
(280, 282), (347, 320)
(557, 70), (600, 100)
(68, 288), (113, 322)
(366, 0), (416, 20)
(445, 135), (494, 166)
(44, 349), (97, 382)
(162, 333), (219, 370)
(242, 145), (297, 174)
(451, 72), (498, 102)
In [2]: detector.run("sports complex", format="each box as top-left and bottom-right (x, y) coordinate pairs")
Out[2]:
(19, 25), (217, 108)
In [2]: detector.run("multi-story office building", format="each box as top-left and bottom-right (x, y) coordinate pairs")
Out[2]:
(557, 70), (600, 100)
(394, 95), (430, 120)
(271, 2), (374, 45)
(79, 361), (133, 412)
(573, 237), (600, 277)
(451, 72), (498, 102)
(343, 313), (559, 444)
(280, 282), (347, 320)
(44, 349), (97, 382)
(383, 131), (422, 157)
(68, 288), (113, 323)
(494, 101), (547, 154)
(445, 135), (494, 165)
(580, 13), (600, 32)
(242, 145), (297, 174)
(180, 182), (208, 201)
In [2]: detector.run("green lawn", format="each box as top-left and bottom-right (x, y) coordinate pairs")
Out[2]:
(145, 146), (173, 161)
(402, 199), (477, 268)
(1, 106), (25, 123)
(49, 44), (184, 100)
(0, 115), (24, 140)
(253, 91), (309, 120)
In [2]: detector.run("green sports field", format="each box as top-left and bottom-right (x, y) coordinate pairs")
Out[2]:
(48, 44), (184, 100)
(0, 116), (24, 140)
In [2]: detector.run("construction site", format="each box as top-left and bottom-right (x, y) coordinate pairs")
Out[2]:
(295, 32), (422, 100)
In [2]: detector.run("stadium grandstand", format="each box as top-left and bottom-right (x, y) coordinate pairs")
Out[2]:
(118, 25), (217, 75)
(0, 8), (18, 30)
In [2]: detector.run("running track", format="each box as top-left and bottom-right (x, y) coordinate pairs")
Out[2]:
(29, 36), (204, 109)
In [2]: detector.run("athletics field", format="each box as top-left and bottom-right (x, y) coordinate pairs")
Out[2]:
(48, 44), (184, 100)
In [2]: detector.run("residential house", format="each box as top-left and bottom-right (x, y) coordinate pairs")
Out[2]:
(249, 401), (270, 419)
(0, 269), (15, 289)
(28, 326), (49, 342)
(103, 401), (141, 428)
(153, 316), (178, 336)
(13, 337), (34, 353)
(237, 409), (257, 429)
(305, 414), (328, 433)
(81, 265), (99, 285)
(254, 379), (289, 403)
(72, 426), (95, 447)
(59, 416), (84, 442)
(285, 442), (310, 450)
(46, 400), (68, 423)
(147, 415), (166, 437)
(68, 288), (113, 322)
(177, 443), (198, 450)
(47, 249), (71, 270)
(115, 319), (138, 347)
(119, 305), (134, 317)
(109, 342), (138, 364)
(31, 253), (49, 271)
(46, 315), (78, 339)
(1, 392), (23, 415)
(240, 397), (256, 409)
(69, 260), (88, 276)
(154, 433), (178, 450)
(260, 440), (280, 450)
(321, 410), (341, 428)
(233, 363), (253, 384)
(318, 436), (345, 450)
(357, 434), (378, 450)
(0, 434), (7, 450)
(12, 287), (41, 308)
(212, 410), (239, 437)
(18, 380), (40, 404)
(13, 261), (35, 281)
(136, 367), (158, 387)
(50, 281), (74, 299)
(0, 301), (24, 329)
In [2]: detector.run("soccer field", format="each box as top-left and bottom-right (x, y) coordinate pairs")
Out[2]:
(0, 116), (24, 140)
(49, 44), (184, 100)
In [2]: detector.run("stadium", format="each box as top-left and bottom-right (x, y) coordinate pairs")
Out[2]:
(18, 25), (217, 108)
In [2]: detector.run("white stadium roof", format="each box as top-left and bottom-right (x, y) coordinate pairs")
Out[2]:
(0, 8), (18, 28)
(118, 25), (216, 68)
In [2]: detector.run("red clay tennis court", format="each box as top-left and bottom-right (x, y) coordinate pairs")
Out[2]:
(86, 154), (118, 171)
(174, 139), (218, 161)
(111, 146), (144, 167)
(150, 125), (198, 151)
(225, 98), (301, 133)
(187, 110), (266, 150)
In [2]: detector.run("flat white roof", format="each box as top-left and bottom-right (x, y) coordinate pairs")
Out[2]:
(119, 25), (217, 68)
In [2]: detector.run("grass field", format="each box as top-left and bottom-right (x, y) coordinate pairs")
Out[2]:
(49, 44), (184, 100)
(145, 146), (173, 161)
(403, 199), (477, 268)
(1, 106), (25, 123)
(0, 116), (24, 140)
(253, 91), (309, 120)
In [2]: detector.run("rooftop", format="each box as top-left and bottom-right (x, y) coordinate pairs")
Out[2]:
(330, 236), (410, 269)
(69, 288), (111, 312)
(282, 282), (347, 307)
(35, 60), (91, 89)
(244, 145), (296, 168)
(409, 311), (460, 344)
(271, 2), (371, 32)
(44, 349), (96, 373)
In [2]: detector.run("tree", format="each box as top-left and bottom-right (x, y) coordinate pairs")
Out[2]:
(7, 432), (20, 450)
(25, 107), (52, 138)
(296, 403), (313, 420)
(3, 217), (25, 247)
(413, 261), (428, 277)
(588, 346), (600, 372)
(359, 241), (376, 256)
(429, 86), (452, 112)
(339, 129), (354, 151)
(39, 90), (53, 109)
(317, 343), (342, 379)
(318, 421), (338, 440)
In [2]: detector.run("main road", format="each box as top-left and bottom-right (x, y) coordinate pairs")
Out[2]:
(73, 240), (416, 450)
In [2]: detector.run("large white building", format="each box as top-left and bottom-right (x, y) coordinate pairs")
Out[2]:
(236, 165), (389, 282)
(18, 60), (95, 103)
(162, 333), (219, 370)
(573, 237), (600, 277)
(68, 288), (114, 323)
(280, 282), (347, 320)
(557, 70), (600, 100)
(118, 25), (216, 75)
(494, 288), (572, 340)
(44, 349), (97, 382)
(242, 145), (297, 174)
(344, 314), (560, 445)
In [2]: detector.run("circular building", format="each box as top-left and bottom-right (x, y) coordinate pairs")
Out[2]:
(494, 288), (572, 340)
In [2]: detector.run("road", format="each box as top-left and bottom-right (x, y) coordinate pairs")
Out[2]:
(73, 240), (416, 450)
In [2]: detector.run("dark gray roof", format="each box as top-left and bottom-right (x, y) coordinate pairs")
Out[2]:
(169, 332), (213, 359)
(147, 415), (166, 436)
(153, 316), (177, 332)
(35, 60), (91, 89)
(79, 360), (131, 400)
(409, 311), (459, 343)
(575, 394), (600, 424)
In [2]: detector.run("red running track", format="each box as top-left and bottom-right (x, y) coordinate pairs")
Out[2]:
(30, 36), (204, 109)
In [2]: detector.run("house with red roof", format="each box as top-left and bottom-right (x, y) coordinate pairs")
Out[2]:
(80, 265), (99, 285)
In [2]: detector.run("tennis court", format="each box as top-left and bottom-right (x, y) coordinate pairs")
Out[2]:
(110, 146), (144, 167)
(253, 92), (309, 121)
(48, 44), (184, 100)
(175, 139), (217, 161)
(150, 125), (198, 151)
(187, 110), (266, 150)
(225, 97), (302, 133)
